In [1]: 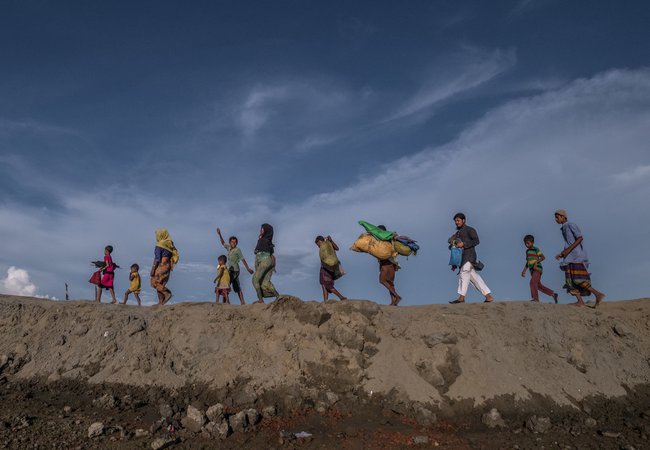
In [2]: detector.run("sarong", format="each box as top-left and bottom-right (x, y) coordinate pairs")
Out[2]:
(252, 252), (278, 299)
(150, 261), (171, 292)
(562, 263), (591, 295)
(319, 267), (335, 292)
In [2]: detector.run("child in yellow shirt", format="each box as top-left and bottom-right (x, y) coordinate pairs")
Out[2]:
(214, 255), (231, 304)
(123, 264), (141, 306)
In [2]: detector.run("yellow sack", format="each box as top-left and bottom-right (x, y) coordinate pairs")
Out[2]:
(393, 240), (413, 257)
(350, 233), (396, 260)
(319, 241), (340, 268)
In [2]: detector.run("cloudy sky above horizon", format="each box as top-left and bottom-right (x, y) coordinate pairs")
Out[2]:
(1, 1), (650, 305)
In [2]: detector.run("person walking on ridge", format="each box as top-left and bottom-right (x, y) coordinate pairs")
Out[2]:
(315, 235), (347, 302)
(151, 228), (179, 305)
(217, 228), (254, 304)
(252, 223), (278, 304)
(554, 209), (605, 307)
(521, 235), (558, 303)
(377, 225), (402, 306)
(448, 213), (494, 304)
(95, 245), (117, 303)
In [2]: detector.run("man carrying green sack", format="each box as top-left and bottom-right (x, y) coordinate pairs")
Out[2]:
(315, 235), (347, 302)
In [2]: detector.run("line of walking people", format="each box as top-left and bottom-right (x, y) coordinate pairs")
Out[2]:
(90, 209), (605, 308)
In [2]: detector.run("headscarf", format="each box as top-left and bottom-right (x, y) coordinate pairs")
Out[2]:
(155, 228), (180, 266)
(254, 223), (275, 254)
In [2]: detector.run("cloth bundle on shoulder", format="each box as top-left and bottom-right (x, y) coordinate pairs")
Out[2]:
(319, 240), (341, 271)
(393, 240), (413, 256)
(351, 233), (397, 260)
(394, 235), (419, 256)
(358, 220), (396, 241)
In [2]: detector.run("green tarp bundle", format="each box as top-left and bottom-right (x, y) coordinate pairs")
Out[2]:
(358, 220), (396, 241)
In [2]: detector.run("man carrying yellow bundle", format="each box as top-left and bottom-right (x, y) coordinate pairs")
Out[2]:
(376, 225), (402, 306)
(315, 235), (347, 302)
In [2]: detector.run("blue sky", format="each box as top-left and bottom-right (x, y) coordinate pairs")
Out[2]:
(1, 0), (649, 304)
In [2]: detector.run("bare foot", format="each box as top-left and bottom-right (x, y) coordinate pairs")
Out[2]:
(162, 293), (173, 304)
(340, 297), (348, 301)
(594, 294), (605, 307)
(530, 299), (540, 302)
(484, 294), (494, 303)
(253, 300), (264, 304)
(570, 301), (586, 307)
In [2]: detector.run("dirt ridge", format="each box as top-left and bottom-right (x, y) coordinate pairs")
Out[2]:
(1, 294), (649, 414)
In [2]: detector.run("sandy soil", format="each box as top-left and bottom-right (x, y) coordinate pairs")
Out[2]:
(0, 294), (649, 449)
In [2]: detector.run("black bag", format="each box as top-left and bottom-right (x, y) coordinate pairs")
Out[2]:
(473, 261), (485, 271)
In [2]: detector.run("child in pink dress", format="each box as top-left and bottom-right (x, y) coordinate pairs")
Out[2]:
(96, 245), (117, 303)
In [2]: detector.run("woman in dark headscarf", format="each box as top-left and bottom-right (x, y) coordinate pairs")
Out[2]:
(252, 223), (278, 304)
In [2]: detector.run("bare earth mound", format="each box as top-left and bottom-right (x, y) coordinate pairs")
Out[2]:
(0, 294), (649, 449)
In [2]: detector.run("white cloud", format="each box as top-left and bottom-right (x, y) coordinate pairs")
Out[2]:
(0, 266), (37, 296)
(237, 86), (289, 136)
(386, 47), (517, 122)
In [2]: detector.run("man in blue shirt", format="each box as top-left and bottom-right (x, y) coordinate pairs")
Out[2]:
(554, 209), (605, 307)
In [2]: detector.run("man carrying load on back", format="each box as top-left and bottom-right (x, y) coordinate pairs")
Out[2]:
(377, 225), (402, 306)
(448, 213), (494, 304)
(315, 235), (347, 302)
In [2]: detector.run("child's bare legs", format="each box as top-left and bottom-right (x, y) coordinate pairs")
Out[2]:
(95, 286), (102, 303)
(237, 290), (246, 305)
(156, 290), (165, 305)
(321, 286), (329, 302)
(134, 292), (141, 306)
(123, 290), (130, 304)
(108, 288), (117, 304)
(223, 291), (230, 304)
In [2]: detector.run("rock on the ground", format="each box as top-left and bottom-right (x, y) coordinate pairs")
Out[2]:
(413, 405), (437, 426)
(229, 411), (248, 433)
(584, 417), (597, 428)
(413, 435), (429, 444)
(526, 415), (552, 433)
(205, 420), (231, 439)
(88, 422), (104, 438)
(151, 436), (177, 450)
(134, 428), (149, 438)
(206, 403), (225, 422)
(244, 408), (261, 426)
(325, 391), (340, 405)
(159, 403), (173, 419)
(181, 405), (206, 433)
(482, 408), (506, 428)
(93, 393), (118, 409)
(613, 323), (632, 337)
(262, 405), (277, 417)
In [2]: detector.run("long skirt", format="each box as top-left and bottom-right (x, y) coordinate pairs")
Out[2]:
(150, 261), (171, 293)
(252, 252), (278, 300)
(563, 262), (591, 296)
(319, 267), (335, 292)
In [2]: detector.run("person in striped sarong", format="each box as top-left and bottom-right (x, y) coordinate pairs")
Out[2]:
(554, 210), (605, 307)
